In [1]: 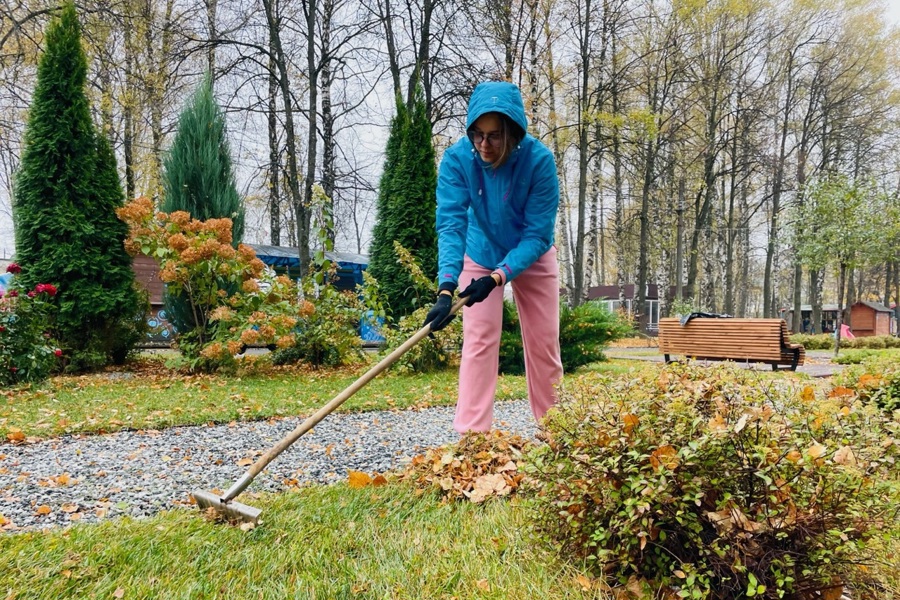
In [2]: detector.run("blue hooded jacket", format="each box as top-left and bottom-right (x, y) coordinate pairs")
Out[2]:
(435, 81), (559, 289)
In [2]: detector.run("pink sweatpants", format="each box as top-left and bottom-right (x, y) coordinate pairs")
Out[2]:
(453, 248), (563, 434)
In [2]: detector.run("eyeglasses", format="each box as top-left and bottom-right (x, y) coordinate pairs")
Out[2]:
(468, 130), (503, 147)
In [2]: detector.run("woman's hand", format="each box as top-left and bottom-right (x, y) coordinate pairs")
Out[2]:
(423, 293), (456, 332)
(459, 275), (499, 306)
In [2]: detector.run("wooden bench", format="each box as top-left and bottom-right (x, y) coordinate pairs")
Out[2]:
(658, 317), (805, 371)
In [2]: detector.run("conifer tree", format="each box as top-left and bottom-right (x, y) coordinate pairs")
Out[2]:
(13, 2), (142, 369)
(367, 92), (438, 317)
(161, 75), (244, 243)
(161, 75), (244, 338)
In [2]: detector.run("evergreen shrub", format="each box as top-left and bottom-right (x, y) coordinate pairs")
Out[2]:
(499, 300), (632, 375)
(366, 92), (437, 318)
(525, 363), (899, 599)
(161, 75), (245, 338)
(13, 3), (141, 370)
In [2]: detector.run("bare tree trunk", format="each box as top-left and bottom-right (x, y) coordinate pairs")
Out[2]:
(205, 0), (217, 75)
(544, 20), (572, 292)
(320, 0), (336, 246)
(122, 17), (136, 200)
(573, 61), (589, 306)
(268, 48), (281, 245)
(810, 268), (823, 334)
(587, 122), (603, 288)
(884, 260), (893, 309)
(263, 0), (308, 273)
(407, 0), (434, 112)
(145, 0), (174, 201)
(834, 262), (847, 356)
(737, 183), (750, 317)
(301, 0), (319, 269)
(377, 0), (402, 99)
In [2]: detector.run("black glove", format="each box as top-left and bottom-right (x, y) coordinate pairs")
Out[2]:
(423, 294), (455, 332)
(459, 275), (498, 306)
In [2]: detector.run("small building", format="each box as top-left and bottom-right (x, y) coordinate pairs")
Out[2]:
(849, 301), (893, 337)
(784, 304), (840, 333)
(587, 284), (664, 334)
(132, 255), (175, 346)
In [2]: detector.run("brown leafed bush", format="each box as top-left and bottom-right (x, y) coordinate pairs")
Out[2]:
(524, 364), (899, 600)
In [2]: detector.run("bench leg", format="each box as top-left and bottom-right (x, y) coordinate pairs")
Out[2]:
(790, 348), (799, 371)
(664, 354), (671, 363)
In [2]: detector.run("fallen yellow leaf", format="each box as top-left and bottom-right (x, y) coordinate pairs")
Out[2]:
(575, 574), (593, 590)
(348, 471), (372, 489)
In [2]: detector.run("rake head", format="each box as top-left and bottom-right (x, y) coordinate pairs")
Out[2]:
(191, 489), (263, 525)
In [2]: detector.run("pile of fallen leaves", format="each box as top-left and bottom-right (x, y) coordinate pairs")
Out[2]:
(398, 430), (532, 503)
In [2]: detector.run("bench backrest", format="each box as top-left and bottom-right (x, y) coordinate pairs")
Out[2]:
(658, 317), (792, 362)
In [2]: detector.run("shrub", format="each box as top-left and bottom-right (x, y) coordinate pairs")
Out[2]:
(789, 333), (900, 351)
(499, 300), (632, 375)
(787, 333), (833, 350)
(834, 354), (900, 412)
(118, 198), (299, 372)
(380, 304), (463, 374)
(845, 335), (900, 349)
(525, 363), (899, 599)
(13, 4), (141, 372)
(270, 282), (366, 368)
(0, 266), (61, 386)
(368, 241), (461, 374)
(366, 92), (437, 319)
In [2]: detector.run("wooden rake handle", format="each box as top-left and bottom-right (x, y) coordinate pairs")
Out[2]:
(222, 296), (468, 502)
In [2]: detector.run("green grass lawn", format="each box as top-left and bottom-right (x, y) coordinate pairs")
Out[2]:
(0, 356), (897, 598)
(0, 355), (643, 440)
(0, 483), (608, 600)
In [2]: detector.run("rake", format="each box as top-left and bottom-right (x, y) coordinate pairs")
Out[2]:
(192, 297), (467, 525)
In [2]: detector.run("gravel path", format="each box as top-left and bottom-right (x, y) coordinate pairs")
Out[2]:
(0, 401), (537, 532)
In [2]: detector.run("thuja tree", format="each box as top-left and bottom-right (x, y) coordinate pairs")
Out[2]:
(12, 2), (144, 370)
(161, 75), (245, 336)
(367, 91), (438, 318)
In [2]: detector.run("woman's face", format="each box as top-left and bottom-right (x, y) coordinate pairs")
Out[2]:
(470, 113), (503, 164)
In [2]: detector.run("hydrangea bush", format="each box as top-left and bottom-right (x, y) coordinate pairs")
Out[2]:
(117, 197), (302, 372)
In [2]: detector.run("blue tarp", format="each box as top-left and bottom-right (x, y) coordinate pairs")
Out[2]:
(248, 244), (368, 289)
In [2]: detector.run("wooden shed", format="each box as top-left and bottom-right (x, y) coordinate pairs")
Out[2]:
(849, 301), (893, 337)
(132, 255), (175, 346)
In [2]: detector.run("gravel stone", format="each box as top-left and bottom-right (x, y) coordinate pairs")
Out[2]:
(0, 400), (537, 532)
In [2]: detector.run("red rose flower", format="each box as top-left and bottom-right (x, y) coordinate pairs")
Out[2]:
(27, 291), (35, 298)
(10, 367), (17, 373)
(54, 349), (63, 357)
(7, 289), (18, 298)
(6, 263), (21, 274)
(35, 283), (57, 297)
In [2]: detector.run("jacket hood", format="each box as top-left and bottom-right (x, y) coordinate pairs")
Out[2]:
(466, 81), (527, 140)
